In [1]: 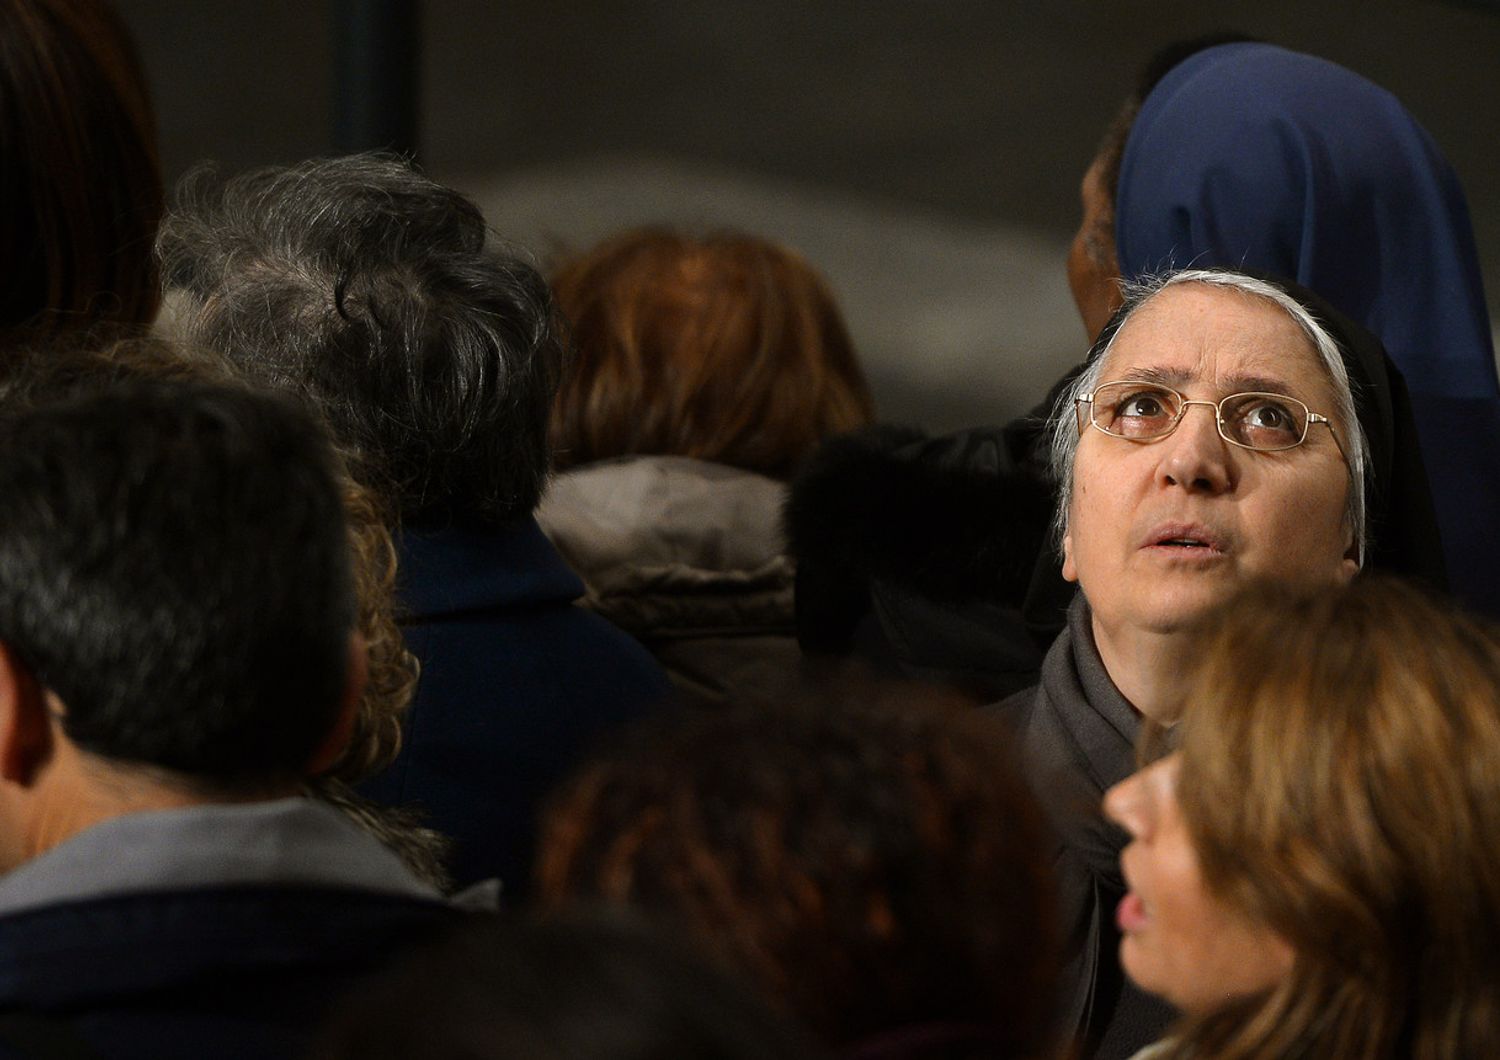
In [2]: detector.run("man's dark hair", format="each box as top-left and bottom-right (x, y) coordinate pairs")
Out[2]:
(0, 379), (357, 787)
(1090, 32), (1262, 243)
(156, 153), (566, 527)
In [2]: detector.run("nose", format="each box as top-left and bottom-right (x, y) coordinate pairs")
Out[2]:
(1158, 400), (1232, 494)
(1103, 770), (1151, 840)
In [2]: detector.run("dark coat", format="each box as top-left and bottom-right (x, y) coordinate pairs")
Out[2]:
(784, 423), (1058, 702)
(360, 518), (672, 894)
(0, 886), (460, 1060)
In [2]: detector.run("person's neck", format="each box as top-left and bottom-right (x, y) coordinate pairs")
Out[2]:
(18, 749), (294, 866)
(1087, 611), (1189, 722)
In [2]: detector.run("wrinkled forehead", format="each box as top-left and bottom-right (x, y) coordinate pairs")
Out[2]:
(1100, 284), (1339, 409)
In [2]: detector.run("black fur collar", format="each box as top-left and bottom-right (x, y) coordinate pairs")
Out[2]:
(784, 424), (1055, 609)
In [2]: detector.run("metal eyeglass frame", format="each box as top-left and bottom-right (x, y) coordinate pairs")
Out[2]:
(1075, 379), (1348, 463)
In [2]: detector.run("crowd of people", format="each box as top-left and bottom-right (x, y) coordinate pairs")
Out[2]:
(0, 3), (1494, 1057)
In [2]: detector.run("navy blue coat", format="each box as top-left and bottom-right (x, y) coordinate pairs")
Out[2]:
(361, 519), (671, 894)
(0, 886), (460, 1059)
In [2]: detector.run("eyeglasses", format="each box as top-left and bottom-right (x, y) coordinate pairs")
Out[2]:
(1075, 380), (1346, 459)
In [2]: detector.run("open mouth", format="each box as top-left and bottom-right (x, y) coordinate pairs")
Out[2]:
(1143, 524), (1226, 554)
(1117, 890), (1149, 933)
(1140, 527), (1224, 560)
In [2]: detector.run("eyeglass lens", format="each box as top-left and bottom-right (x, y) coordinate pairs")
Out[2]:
(1089, 382), (1308, 450)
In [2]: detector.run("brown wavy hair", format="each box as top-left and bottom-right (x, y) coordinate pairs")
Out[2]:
(536, 684), (1060, 1055)
(1163, 577), (1500, 1058)
(0, 0), (162, 336)
(549, 228), (874, 479)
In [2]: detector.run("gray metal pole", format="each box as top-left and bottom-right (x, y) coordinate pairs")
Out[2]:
(333, 0), (420, 159)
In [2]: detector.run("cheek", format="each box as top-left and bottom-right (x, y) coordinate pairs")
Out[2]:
(1251, 465), (1353, 578)
(1064, 452), (1129, 568)
(1170, 913), (1293, 1012)
(1061, 483), (1100, 580)
(1134, 853), (1292, 1010)
(1123, 888), (1225, 1008)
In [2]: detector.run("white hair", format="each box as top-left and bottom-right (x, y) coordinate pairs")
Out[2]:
(1048, 269), (1370, 564)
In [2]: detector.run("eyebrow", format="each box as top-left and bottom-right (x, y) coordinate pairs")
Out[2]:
(1113, 366), (1297, 397)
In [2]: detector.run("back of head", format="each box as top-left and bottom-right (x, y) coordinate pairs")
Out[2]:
(0, 0), (162, 336)
(0, 373), (357, 789)
(1113, 41), (1494, 398)
(0, 335), (414, 786)
(312, 912), (819, 1060)
(550, 227), (874, 479)
(1172, 577), (1500, 1056)
(158, 153), (564, 527)
(537, 687), (1059, 1055)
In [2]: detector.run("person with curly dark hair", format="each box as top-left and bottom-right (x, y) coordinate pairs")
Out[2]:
(536, 686), (1062, 1059)
(157, 154), (670, 895)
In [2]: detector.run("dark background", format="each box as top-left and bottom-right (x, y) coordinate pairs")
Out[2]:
(120, 1), (1500, 428)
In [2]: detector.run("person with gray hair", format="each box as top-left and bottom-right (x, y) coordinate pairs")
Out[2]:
(995, 267), (1444, 1060)
(157, 154), (671, 896)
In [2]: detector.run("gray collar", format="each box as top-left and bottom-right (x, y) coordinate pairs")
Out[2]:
(0, 797), (441, 918)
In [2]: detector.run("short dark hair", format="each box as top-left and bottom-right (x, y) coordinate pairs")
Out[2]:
(1089, 32), (1262, 246)
(312, 912), (819, 1060)
(0, 379), (357, 787)
(157, 153), (565, 527)
(538, 687), (1060, 1053)
(0, 0), (163, 336)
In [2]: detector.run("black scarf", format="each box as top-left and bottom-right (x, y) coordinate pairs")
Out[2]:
(1008, 595), (1176, 1059)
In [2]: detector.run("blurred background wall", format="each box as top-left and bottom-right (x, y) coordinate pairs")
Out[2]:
(120, 0), (1500, 430)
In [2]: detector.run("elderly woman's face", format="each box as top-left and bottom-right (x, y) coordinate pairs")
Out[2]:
(1103, 754), (1293, 1012)
(1062, 283), (1358, 636)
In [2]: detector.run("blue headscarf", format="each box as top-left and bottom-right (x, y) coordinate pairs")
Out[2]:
(1114, 42), (1499, 615)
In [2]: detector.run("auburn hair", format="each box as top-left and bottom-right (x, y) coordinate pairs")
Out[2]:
(0, 0), (163, 336)
(549, 228), (874, 478)
(1163, 577), (1500, 1058)
(536, 685), (1060, 1054)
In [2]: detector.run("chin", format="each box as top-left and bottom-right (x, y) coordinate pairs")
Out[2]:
(1132, 585), (1238, 634)
(1119, 937), (1172, 1007)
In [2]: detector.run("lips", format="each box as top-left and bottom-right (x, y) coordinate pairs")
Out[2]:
(1117, 891), (1149, 933)
(1140, 521), (1228, 554)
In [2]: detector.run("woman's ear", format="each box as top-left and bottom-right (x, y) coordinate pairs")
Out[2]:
(0, 643), (55, 788)
(303, 633), (367, 777)
(1340, 524), (1361, 583)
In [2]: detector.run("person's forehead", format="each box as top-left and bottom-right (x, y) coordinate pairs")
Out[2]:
(1101, 284), (1332, 399)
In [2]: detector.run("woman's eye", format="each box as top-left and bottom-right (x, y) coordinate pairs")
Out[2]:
(1121, 394), (1166, 417)
(1231, 397), (1304, 446)
(1247, 404), (1288, 428)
